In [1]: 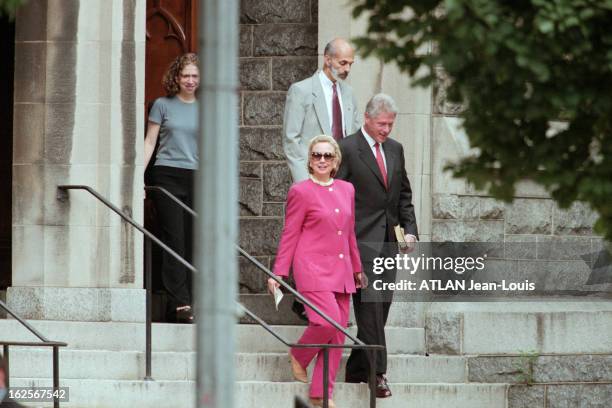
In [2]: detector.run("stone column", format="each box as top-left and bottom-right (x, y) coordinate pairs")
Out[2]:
(8, 0), (146, 322)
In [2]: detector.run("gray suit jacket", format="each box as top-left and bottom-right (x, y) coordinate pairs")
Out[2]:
(283, 72), (361, 182)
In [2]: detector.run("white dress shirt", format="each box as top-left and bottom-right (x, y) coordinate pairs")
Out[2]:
(318, 70), (346, 137)
(361, 126), (387, 171)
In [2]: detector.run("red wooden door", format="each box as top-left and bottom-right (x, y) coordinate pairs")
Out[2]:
(146, 0), (199, 108)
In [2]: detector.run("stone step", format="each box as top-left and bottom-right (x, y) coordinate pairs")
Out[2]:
(7, 349), (465, 383)
(425, 306), (612, 354)
(237, 381), (507, 408)
(236, 325), (425, 355)
(427, 300), (612, 313)
(235, 353), (466, 384)
(239, 294), (425, 327)
(0, 320), (425, 354)
(461, 310), (612, 354)
(8, 378), (507, 408)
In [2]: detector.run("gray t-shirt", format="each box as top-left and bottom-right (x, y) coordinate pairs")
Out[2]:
(149, 96), (199, 170)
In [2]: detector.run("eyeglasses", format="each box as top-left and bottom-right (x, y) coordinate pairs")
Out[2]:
(310, 152), (336, 161)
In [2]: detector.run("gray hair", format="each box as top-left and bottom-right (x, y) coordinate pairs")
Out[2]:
(324, 41), (336, 57)
(365, 93), (398, 118)
(323, 38), (352, 58)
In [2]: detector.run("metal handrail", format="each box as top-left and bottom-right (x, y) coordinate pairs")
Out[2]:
(0, 299), (67, 408)
(60, 184), (384, 408)
(146, 185), (365, 346)
(59, 185), (195, 273)
(58, 184), (174, 381)
(1, 300), (52, 342)
(241, 304), (382, 408)
(147, 185), (384, 408)
(145, 186), (197, 217)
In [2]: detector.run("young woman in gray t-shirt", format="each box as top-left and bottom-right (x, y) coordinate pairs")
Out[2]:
(144, 53), (199, 323)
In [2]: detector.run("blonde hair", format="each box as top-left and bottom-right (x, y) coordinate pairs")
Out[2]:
(307, 135), (342, 177)
(162, 53), (199, 96)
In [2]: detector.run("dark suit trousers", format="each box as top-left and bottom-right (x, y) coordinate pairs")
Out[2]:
(150, 166), (194, 309)
(346, 284), (393, 379)
(345, 256), (397, 380)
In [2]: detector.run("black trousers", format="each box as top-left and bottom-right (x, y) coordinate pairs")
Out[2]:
(346, 233), (397, 380)
(150, 166), (194, 309)
(345, 263), (395, 380)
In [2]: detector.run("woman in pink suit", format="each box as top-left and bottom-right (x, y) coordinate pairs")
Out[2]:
(268, 135), (364, 408)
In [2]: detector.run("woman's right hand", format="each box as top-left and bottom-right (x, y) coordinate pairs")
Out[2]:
(267, 277), (281, 295)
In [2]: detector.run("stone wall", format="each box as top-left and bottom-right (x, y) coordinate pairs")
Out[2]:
(431, 76), (606, 296)
(423, 304), (612, 407)
(473, 356), (612, 407)
(238, 0), (318, 292)
(8, 0), (146, 321)
(430, 66), (610, 406)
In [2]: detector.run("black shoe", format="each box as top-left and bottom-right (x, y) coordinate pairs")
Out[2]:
(175, 305), (194, 324)
(376, 374), (392, 398)
(291, 300), (308, 322)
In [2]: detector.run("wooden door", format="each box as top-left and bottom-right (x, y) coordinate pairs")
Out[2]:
(146, 0), (199, 108)
(0, 17), (15, 289)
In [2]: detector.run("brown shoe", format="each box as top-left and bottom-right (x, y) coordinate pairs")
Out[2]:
(289, 352), (308, 383)
(309, 398), (336, 408)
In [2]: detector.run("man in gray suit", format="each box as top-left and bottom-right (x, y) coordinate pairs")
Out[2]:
(283, 38), (361, 182)
(282, 38), (362, 321)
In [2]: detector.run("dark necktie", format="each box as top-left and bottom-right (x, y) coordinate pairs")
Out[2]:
(374, 142), (388, 188)
(331, 83), (343, 141)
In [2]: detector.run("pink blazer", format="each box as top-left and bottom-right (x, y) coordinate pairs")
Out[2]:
(273, 179), (362, 293)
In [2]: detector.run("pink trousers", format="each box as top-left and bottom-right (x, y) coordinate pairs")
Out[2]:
(290, 291), (351, 399)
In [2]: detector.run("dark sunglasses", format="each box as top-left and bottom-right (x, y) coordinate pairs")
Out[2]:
(310, 152), (336, 161)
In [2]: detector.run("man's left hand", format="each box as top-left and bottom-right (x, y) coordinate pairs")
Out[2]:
(355, 272), (368, 289)
(401, 234), (417, 253)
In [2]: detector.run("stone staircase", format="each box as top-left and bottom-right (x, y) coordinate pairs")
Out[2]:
(1, 301), (611, 407)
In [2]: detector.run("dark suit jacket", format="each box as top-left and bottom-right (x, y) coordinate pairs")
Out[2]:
(336, 130), (418, 264)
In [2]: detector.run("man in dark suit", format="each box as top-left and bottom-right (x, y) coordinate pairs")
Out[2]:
(336, 93), (418, 398)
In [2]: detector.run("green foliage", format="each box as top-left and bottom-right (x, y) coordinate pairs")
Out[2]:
(353, 0), (612, 240)
(0, 0), (25, 19)
(512, 350), (539, 385)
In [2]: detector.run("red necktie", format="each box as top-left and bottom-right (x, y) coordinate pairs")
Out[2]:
(331, 83), (343, 141)
(374, 142), (388, 188)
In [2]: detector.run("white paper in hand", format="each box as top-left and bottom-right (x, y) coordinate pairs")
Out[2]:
(273, 287), (284, 311)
